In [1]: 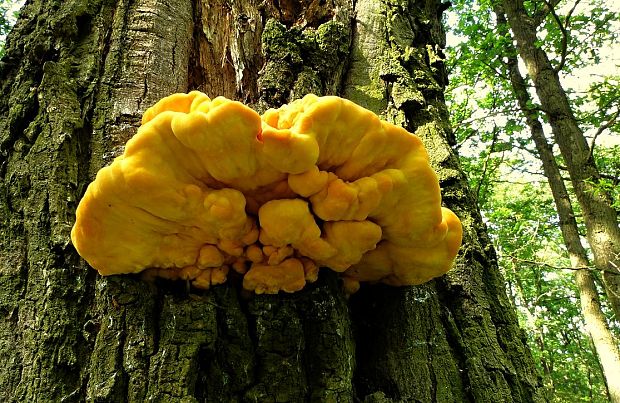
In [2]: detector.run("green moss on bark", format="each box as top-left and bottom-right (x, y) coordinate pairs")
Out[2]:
(258, 18), (350, 109)
(197, 287), (255, 400)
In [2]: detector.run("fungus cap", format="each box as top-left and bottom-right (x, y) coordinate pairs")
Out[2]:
(71, 92), (462, 293)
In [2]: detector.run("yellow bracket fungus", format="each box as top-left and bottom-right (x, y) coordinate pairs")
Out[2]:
(71, 92), (462, 294)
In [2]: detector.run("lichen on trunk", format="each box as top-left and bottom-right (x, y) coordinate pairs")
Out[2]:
(0, 0), (546, 401)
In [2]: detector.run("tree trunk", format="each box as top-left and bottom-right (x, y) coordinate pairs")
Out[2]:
(493, 7), (620, 401)
(509, 265), (554, 395)
(0, 0), (546, 401)
(501, 0), (620, 320)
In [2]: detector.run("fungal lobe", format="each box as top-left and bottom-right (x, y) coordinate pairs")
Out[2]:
(71, 92), (462, 294)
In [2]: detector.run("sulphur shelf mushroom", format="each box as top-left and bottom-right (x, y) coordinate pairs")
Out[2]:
(71, 92), (462, 294)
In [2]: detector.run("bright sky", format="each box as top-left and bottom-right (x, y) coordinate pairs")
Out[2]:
(0, 0), (25, 43)
(562, 2), (620, 146)
(7, 0), (23, 21)
(445, 0), (620, 152)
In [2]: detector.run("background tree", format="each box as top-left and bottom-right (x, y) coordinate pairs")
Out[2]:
(501, 0), (620, 319)
(0, 0), (545, 401)
(487, 183), (611, 401)
(493, 3), (620, 400)
(445, 0), (620, 400)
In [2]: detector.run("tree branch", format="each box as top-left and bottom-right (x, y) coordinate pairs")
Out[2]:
(555, 163), (620, 183)
(532, 0), (563, 27)
(543, 0), (581, 73)
(475, 124), (501, 199)
(452, 107), (522, 135)
(509, 256), (620, 276)
(588, 107), (620, 161)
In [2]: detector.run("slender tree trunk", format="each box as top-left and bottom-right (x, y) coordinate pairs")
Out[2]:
(492, 8), (620, 401)
(0, 0), (546, 401)
(573, 272), (620, 402)
(510, 266), (554, 396)
(501, 0), (620, 320)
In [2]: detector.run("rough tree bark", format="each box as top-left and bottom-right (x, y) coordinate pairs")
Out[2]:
(493, 7), (620, 401)
(501, 0), (620, 321)
(0, 0), (546, 401)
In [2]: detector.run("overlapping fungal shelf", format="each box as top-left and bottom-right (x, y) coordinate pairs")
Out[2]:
(71, 92), (462, 294)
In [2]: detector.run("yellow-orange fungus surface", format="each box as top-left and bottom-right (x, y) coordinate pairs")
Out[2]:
(71, 92), (462, 294)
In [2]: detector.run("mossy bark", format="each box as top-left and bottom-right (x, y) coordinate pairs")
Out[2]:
(0, 0), (545, 402)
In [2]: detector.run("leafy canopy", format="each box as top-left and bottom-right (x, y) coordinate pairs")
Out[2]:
(445, 0), (620, 400)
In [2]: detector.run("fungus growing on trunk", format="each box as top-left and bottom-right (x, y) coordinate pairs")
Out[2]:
(71, 92), (462, 293)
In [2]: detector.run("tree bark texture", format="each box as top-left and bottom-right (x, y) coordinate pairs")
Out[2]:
(501, 0), (620, 320)
(0, 0), (546, 401)
(494, 8), (620, 401)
